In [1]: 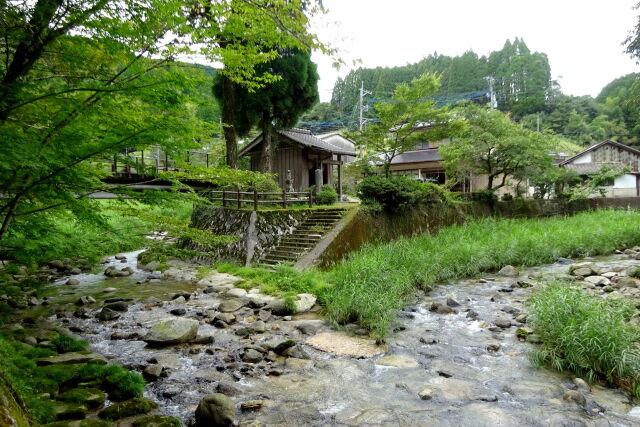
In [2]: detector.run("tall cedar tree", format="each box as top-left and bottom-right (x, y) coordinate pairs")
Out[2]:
(213, 49), (319, 172)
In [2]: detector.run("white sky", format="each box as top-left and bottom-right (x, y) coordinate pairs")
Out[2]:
(311, 0), (640, 102)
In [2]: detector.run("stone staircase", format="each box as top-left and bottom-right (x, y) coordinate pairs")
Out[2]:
(260, 208), (348, 266)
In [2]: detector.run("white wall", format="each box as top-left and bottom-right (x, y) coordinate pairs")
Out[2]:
(614, 174), (637, 189)
(572, 152), (592, 164)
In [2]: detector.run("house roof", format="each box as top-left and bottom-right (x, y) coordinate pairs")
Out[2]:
(390, 148), (442, 165)
(563, 162), (638, 175)
(559, 140), (640, 165)
(239, 128), (356, 157)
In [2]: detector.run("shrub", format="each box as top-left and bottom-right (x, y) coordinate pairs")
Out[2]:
(51, 334), (88, 353)
(357, 176), (445, 212)
(527, 282), (640, 396)
(315, 185), (338, 205)
(76, 364), (145, 401)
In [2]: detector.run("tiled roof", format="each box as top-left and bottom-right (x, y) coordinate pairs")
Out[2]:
(279, 129), (356, 156)
(563, 162), (634, 175)
(239, 128), (356, 157)
(391, 148), (442, 164)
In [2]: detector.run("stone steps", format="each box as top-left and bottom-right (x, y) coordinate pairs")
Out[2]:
(260, 208), (348, 266)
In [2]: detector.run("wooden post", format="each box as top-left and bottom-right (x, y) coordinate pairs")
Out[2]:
(165, 152), (169, 171)
(308, 189), (313, 208)
(113, 154), (117, 173)
(206, 153), (209, 168)
(222, 190), (226, 207)
(141, 150), (144, 174)
(282, 188), (287, 209)
(338, 154), (343, 202)
(253, 188), (258, 211)
(237, 187), (241, 209)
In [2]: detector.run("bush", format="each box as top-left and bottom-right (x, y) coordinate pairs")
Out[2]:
(51, 334), (88, 353)
(315, 185), (338, 205)
(356, 176), (446, 212)
(76, 364), (145, 401)
(528, 282), (640, 396)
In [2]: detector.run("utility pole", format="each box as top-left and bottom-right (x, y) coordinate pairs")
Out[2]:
(359, 81), (372, 131)
(486, 77), (497, 109)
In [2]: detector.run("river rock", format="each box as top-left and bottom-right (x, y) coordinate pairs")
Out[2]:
(573, 377), (591, 392)
(195, 393), (235, 427)
(282, 345), (310, 359)
(103, 287), (117, 293)
(284, 357), (314, 370)
(59, 388), (105, 409)
(225, 288), (248, 298)
(274, 339), (296, 355)
(584, 275), (610, 286)
(143, 364), (164, 381)
(104, 301), (128, 312)
(75, 296), (95, 306)
(494, 318), (512, 329)
(115, 255), (127, 260)
(418, 387), (435, 400)
(569, 262), (599, 277)
(218, 298), (247, 313)
(241, 399), (268, 410)
(98, 397), (158, 420)
(446, 297), (460, 307)
(53, 402), (87, 421)
(242, 349), (263, 363)
(617, 276), (638, 288)
(170, 308), (186, 316)
(429, 302), (456, 314)
(376, 354), (418, 368)
(294, 293), (317, 313)
(66, 279), (80, 286)
(563, 390), (586, 406)
(143, 317), (199, 346)
(305, 332), (385, 358)
(97, 307), (120, 321)
(515, 327), (534, 339)
(497, 265), (518, 277)
(132, 415), (182, 426)
(37, 351), (107, 366)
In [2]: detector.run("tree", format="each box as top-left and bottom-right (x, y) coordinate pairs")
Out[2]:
(349, 73), (465, 177)
(213, 49), (319, 173)
(0, 0), (329, 246)
(440, 105), (553, 190)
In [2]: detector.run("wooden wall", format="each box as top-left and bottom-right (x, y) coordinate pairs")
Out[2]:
(592, 144), (640, 171)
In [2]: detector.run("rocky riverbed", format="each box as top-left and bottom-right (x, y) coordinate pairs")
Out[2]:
(8, 249), (640, 426)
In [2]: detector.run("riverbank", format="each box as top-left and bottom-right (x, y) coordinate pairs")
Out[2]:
(2, 248), (640, 425)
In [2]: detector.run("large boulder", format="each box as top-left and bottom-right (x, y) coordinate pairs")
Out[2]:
(98, 398), (158, 420)
(195, 393), (235, 427)
(569, 262), (599, 277)
(143, 318), (199, 347)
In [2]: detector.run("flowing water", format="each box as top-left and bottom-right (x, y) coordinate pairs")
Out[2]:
(41, 251), (640, 426)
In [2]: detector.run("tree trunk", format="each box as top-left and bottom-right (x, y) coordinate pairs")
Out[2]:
(221, 74), (237, 169)
(259, 117), (274, 173)
(0, 197), (20, 240)
(487, 174), (494, 190)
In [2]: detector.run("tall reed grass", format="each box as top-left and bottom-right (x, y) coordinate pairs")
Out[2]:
(325, 209), (640, 338)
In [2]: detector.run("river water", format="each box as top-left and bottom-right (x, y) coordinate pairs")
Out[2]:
(43, 251), (640, 426)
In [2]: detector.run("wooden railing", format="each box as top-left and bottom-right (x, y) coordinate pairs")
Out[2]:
(207, 189), (314, 210)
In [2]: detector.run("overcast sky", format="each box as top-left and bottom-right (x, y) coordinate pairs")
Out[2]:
(311, 0), (640, 102)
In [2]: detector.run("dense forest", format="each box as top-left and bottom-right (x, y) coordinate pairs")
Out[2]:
(301, 38), (640, 148)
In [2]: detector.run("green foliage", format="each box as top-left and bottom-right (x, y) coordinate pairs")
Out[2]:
(357, 176), (450, 212)
(324, 209), (640, 339)
(349, 73), (464, 176)
(567, 165), (630, 201)
(528, 282), (640, 396)
(51, 334), (88, 353)
(314, 185), (338, 205)
(76, 364), (145, 402)
(215, 263), (329, 301)
(440, 104), (555, 190)
(629, 267), (640, 279)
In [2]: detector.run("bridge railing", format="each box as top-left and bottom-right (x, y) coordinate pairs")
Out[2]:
(99, 147), (216, 176)
(206, 189), (314, 210)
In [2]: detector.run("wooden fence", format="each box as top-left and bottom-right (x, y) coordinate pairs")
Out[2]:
(207, 189), (314, 210)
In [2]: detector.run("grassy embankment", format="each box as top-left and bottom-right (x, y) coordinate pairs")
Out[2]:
(221, 209), (640, 339)
(528, 282), (640, 397)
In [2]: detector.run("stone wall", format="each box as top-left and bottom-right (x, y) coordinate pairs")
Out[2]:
(316, 198), (640, 268)
(190, 207), (313, 265)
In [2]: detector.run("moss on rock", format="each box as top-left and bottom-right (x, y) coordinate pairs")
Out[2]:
(98, 398), (158, 421)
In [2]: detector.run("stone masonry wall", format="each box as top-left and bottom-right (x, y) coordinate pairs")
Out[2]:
(190, 207), (313, 265)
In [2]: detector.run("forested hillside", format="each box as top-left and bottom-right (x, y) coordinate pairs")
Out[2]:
(302, 38), (640, 147)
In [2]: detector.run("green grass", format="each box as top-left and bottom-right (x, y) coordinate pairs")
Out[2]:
(324, 209), (640, 339)
(528, 282), (640, 396)
(215, 209), (640, 340)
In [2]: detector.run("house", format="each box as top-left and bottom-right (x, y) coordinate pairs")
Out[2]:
(559, 140), (640, 197)
(238, 128), (356, 196)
